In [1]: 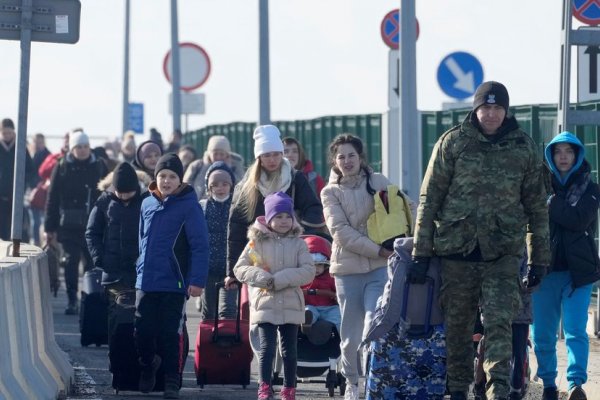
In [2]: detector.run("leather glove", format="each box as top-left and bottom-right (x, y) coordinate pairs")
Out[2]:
(407, 256), (430, 284)
(524, 264), (547, 290)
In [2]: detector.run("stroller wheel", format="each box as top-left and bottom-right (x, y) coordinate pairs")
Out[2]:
(326, 370), (337, 397)
(338, 373), (346, 396)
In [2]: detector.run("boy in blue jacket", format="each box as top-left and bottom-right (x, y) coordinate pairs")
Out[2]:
(135, 153), (209, 399)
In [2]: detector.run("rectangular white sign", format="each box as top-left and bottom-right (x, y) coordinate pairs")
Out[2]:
(168, 92), (205, 115)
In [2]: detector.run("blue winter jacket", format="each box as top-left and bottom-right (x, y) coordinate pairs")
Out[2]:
(136, 182), (209, 293)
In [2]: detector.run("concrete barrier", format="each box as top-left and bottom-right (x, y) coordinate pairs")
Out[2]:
(0, 242), (73, 399)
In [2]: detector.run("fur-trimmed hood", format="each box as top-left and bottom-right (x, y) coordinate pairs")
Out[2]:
(247, 216), (303, 241)
(98, 169), (152, 191)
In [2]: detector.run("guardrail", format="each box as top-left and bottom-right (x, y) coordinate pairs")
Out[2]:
(0, 241), (73, 399)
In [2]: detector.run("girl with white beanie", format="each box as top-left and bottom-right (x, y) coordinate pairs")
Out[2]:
(225, 124), (325, 289)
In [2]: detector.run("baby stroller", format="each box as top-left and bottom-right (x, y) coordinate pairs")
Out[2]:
(273, 319), (345, 397)
(273, 233), (345, 397)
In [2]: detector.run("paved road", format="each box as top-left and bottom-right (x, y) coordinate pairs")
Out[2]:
(52, 279), (551, 400)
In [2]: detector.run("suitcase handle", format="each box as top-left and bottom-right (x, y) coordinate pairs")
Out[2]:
(400, 276), (434, 339)
(212, 281), (242, 343)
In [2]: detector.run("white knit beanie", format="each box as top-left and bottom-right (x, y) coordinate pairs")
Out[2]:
(207, 135), (231, 153)
(253, 125), (284, 158)
(69, 130), (89, 150)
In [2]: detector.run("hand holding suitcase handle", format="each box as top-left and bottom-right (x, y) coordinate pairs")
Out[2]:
(407, 256), (430, 284)
(212, 282), (243, 343)
(401, 275), (434, 339)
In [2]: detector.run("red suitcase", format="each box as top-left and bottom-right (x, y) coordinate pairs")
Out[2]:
(194, 282), (253, 388)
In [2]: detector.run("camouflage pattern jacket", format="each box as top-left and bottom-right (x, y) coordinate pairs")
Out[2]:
(413, 114), (550, 266)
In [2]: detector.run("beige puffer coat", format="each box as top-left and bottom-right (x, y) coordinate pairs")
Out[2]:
(321, 169), (391, 276)
(233, 217), (314, 325)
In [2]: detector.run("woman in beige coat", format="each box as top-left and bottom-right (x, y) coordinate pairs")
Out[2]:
(321, 134), (401, 400)
(234, 192), (314, 400)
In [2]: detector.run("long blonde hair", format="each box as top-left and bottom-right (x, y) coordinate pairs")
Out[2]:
(237, 158), (283, 221)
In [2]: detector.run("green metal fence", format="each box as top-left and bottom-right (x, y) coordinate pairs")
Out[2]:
(420, 102), (600, 181)
(183, 102), (600, 182)
(184, 114), (382, 179)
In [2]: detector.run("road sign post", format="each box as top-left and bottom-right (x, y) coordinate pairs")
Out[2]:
(437, 51), (484, 100)
(0, 0), (80, 255)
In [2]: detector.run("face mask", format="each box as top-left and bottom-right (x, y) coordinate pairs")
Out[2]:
(212, 194), (230, 202)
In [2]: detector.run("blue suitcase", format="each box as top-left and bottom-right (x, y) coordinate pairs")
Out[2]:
(366, 277), (446, 400)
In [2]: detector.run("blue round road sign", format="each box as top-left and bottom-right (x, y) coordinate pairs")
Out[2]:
(437, 51), (484, 100)
(573, 0), (600, 25)
(380, 9), (419, 49)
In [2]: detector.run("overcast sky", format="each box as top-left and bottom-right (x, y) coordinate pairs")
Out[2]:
(0, 1), (583, 150)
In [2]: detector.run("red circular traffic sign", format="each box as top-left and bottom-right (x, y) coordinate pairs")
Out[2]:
(380, 9), (419, 50)
(573, 0), (600, 25)
(163, 42), (211, 92)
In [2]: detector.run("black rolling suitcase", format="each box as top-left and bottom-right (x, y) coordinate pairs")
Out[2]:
(108, 289), (190, 394)
(80, 268), (109, 347)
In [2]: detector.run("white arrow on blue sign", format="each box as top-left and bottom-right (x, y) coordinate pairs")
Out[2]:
(437, 51), (484, 100)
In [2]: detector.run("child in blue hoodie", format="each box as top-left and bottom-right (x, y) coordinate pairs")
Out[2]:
(531, 132), (600, 400)
(135, 153), (209, 399)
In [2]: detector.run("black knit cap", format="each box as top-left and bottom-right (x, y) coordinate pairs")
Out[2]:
(155, 153), (184, 182)
(112, 162), (139, 193)
(472, 81), (509, 113)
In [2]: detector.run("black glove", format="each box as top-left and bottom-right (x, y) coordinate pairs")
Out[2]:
(407, 257), (430, 284)
(523, 264), (547, 290)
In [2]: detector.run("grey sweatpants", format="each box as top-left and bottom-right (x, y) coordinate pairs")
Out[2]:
(334, 267), (387, 385)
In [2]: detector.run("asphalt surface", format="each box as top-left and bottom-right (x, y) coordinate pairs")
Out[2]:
(51, 278), (551, 400)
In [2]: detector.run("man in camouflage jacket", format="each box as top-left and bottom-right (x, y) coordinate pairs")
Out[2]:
(410, 81), (550, 400)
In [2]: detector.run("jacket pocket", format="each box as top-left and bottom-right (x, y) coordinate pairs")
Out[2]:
(433, 216), (473, 254)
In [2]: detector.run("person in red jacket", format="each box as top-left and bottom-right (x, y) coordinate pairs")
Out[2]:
(283, 137), (325, 198)
(301, 235), (341, 332)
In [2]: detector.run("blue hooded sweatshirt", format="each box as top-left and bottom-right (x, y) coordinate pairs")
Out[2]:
(544, 131), (585, 186)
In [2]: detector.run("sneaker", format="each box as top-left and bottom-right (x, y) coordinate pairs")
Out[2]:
(344, 383), (359, 400)
(450, 392), (468, 400)
(138, 355), (161, 393)
(280, 386), (296, 400)
(568, 386), (587, 400)
(542, 387), (559, 400)
(257, 382), (274, 400)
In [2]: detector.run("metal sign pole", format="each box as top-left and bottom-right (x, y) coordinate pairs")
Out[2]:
(170, 0), (182, 132)
(558, 0), (573, 132)
(398, 0), (419, 199)
(11, 0), (33, 256)
(122, 0), (130, 136)
(259, 0), (271, 125)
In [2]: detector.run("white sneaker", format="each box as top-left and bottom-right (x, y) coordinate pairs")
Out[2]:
(344, 383), (359, 400)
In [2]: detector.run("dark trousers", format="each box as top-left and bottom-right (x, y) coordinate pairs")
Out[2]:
(135, 290), (186, 376)
(61, 238), (92, 302)
(198, 270), (237, 320)
(510, 323), (529, 391)
(258, 323), (298, 388)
